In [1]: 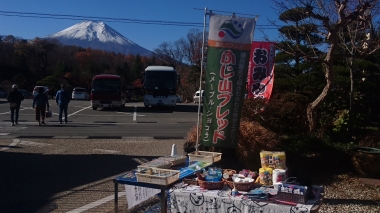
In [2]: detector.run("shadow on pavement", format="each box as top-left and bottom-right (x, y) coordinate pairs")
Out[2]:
(0, 151), (156, 213)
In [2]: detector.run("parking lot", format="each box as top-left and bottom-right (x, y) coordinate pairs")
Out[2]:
(0, 98), (202, 212)
(0, 99), (202, 139)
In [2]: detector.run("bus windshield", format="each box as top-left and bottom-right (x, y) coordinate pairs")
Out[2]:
(144, 71), (176, 90)
(92, 79), (121, 93)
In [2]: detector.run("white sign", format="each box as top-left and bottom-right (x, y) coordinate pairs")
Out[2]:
(125, 185), (160, 209)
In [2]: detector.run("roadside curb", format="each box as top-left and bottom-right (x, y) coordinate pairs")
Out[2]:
(0, 136), (186, 140)
(0, 135), (159, 140)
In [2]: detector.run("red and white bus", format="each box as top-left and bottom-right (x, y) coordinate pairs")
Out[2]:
(90, 74), (126, 110)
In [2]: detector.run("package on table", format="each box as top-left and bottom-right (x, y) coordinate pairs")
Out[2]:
(272, 168), (287, 184)
(260, 151), (286, 169)
(257, 167), (273, 185)
(277, 183), (308, 195)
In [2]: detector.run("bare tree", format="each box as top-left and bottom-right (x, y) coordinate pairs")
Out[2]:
(153, 41), (184, 69)
(269, 0), (380, 132)
(177, 28), (205, 67)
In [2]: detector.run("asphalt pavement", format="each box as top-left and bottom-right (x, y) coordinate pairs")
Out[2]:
(0, 137), (188, 213)
(0, 98), (202, 213)
(0, 99), (202, 139)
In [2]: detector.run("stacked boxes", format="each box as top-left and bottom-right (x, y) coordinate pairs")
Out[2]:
(258, 167), (273, 185)
(258, 151), (287, 185)
(260, 151), (286, 169)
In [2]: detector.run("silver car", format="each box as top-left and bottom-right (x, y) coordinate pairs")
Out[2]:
(72, 87), (90, 100)
(193, 90), (204, 103)
(176, 95), (182, 103)
(32, 86), (50, 99)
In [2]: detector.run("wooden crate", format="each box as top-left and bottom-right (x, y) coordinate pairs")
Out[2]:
(198, 179), (225, 190)
(273, 191), (307, 204)
(169, 156), (187, 166)
(225, 178), (257, 192)
(188, 151), (222, 163)
(157, 156), (187, 166)
(137, 159), (172, 170)
(136, 168), (180, 185)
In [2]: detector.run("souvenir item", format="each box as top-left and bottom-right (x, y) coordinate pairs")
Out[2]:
(273, 152), (286, 169)
(259, 167), (273, 185)
(273, 169), (287, 184)
(231, 183), (239, 196)
(260, 151), (286, 169)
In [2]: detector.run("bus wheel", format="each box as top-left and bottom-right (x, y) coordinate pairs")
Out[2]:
(92, 107), (97, 110)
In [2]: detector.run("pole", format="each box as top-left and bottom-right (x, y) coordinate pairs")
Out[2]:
(195, 7), (207, 154)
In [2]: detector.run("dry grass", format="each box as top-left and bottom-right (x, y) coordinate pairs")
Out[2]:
(236, 121), (282, 170)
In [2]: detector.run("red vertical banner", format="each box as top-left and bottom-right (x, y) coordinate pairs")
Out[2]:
(247, 42), (276, 99)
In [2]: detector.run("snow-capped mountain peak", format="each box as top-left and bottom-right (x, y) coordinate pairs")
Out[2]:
(47, 21), (152, 56)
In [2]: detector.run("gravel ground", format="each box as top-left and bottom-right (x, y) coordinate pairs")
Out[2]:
(318, 174), (380, 213)
(123, 151), (380, 213)
(124, 174), (380, 213)
(1, 138), (379, 212)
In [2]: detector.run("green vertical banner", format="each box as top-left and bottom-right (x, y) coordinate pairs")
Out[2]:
(201, 14), (256, 148)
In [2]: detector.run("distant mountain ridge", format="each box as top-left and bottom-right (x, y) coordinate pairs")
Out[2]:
(47, 21), (152, 56)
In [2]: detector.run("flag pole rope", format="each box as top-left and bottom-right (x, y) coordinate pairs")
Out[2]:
(195, 7), (208, 154)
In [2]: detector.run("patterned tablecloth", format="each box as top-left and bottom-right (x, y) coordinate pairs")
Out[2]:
(170, 186), (314, 213)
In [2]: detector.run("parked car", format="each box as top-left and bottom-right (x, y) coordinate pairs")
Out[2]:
(193, 90), (204, 103)
(176, 95), (182, 103)
(18, 89), (32, 99)
(0, 86), (7, 98)
(72, 87), (90, 100)
(32, 86), (50, 99)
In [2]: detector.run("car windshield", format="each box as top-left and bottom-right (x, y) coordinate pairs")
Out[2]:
(35, 86), (48, 91)
(144, 71), (176, 90)
(74, 88), (86, 92)
(92, 79), (121, 93)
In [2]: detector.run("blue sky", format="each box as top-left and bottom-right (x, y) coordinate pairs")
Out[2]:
(0, 0), (280, 51)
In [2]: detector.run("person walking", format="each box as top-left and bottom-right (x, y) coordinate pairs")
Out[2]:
(32, 87), (50, 126)
(7, 84), (24, 126)
(56, 85), (71, 124)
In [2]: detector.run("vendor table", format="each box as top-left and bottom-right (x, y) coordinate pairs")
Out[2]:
(113, 174), (176, 213)
(113, 161), (214, 213)
(170, 187), (323, 213)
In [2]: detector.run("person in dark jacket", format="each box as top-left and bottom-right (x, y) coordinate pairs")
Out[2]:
(32, 86), (50, 126)
(56, 85), (71, 124)
(7, 84), (24, 126)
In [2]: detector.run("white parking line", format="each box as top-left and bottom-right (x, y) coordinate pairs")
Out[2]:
(0, 108), (29, 115)
(93, 149), (120, 154)
(133, 106), (137, 121)
(1, 139), (20, 151)
(65, 191), (125, 213)
(68, 106), (92, 117)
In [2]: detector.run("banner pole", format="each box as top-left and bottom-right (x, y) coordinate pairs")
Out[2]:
(195, 7), (207, 154)
(252, 15), (259, 41)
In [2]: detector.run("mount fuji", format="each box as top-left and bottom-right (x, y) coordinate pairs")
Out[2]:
(47, 21), (152, 56)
